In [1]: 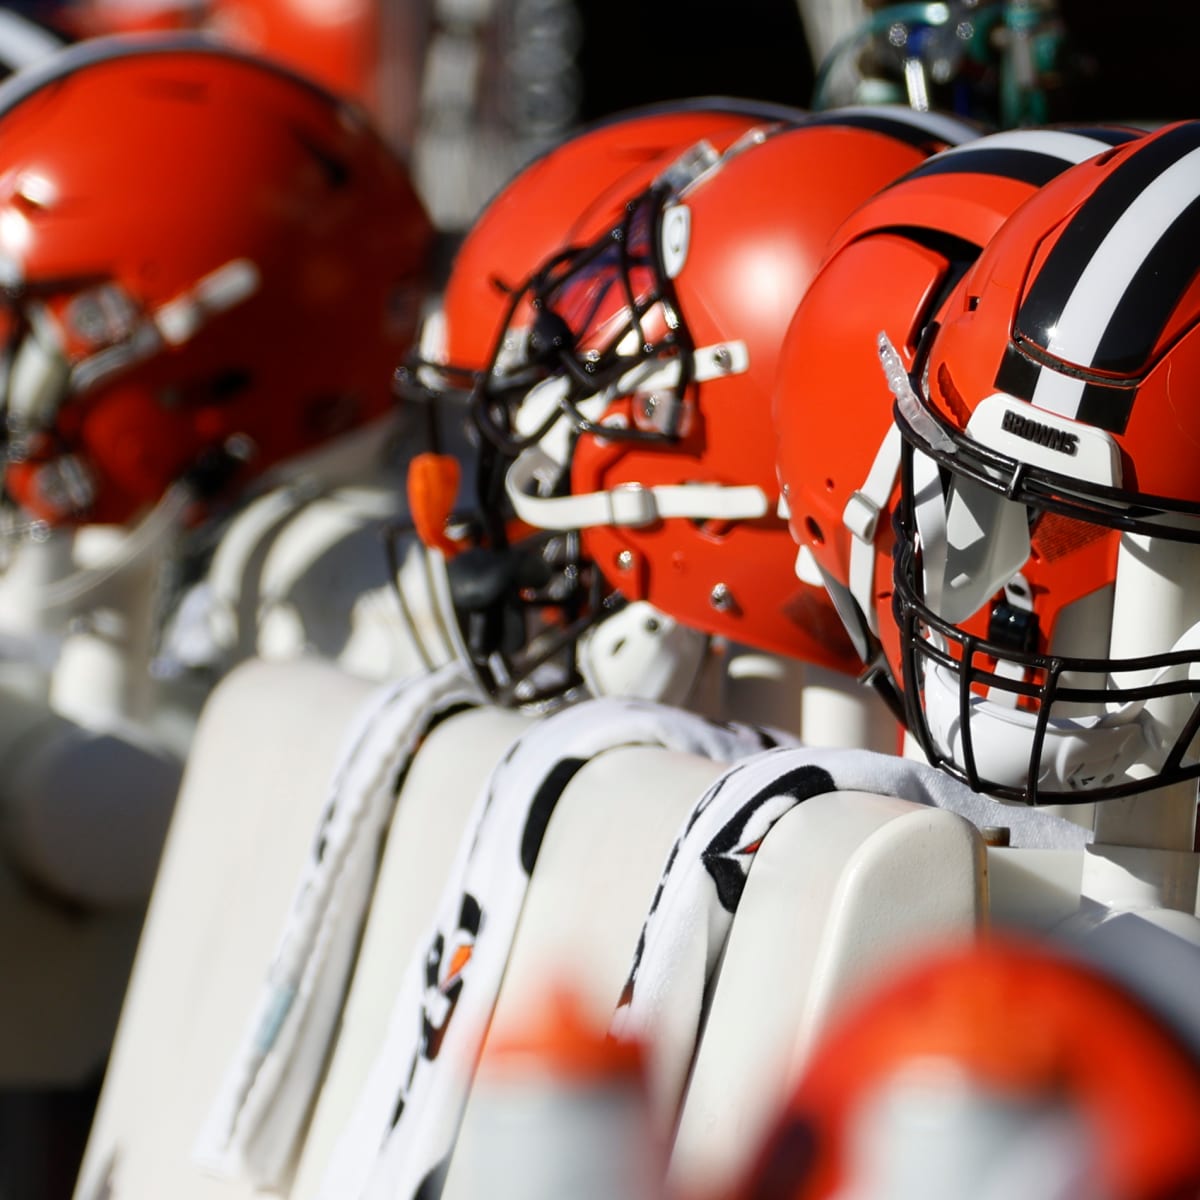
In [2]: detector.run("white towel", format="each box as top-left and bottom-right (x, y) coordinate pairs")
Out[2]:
(315, 697), (790, 1200)
(609, 744), (1096, 1116)
(194, 661), (484, 1187)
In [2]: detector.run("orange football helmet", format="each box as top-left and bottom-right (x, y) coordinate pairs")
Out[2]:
(774, 125), (1142, 719)
(486, 108), (977, 669)
(419, 99), (813, 410)
(0, 33), (433, 533)
(889, 120), (1200, 803)
(406, 99), (816, 703)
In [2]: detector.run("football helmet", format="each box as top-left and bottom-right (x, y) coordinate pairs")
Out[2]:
(0, 34), (433, 534)
(403, 99), (816, 705)
(485, 109), (981, 669)
(775, 125), (1142, 719)
(731, 937), (1200, 1200)
(203, 0), (431, 151)
(486, 109), (978, 671)
(890, 120), (1200, 804)
(64, 0), (430, 155)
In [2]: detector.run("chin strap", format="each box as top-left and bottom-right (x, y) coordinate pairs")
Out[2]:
(504, 335), (758, 531)
(505, 448), (769, 531)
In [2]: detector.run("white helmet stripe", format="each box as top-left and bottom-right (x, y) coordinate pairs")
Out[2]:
(1006, 122), (1200, 432)
(932, 127), (1128, 165)
(1041, 146), (1200, 373)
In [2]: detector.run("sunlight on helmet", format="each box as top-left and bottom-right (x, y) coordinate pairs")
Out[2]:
(482, 108), (984, 713)
(773, 123), (1141, 728)
(891, 120), (1200, 804)
(397, 99), (808, 708)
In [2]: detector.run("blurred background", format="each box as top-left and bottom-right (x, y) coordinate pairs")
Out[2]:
(2, 1), (1200, 1196)
(7, 0), (1197, 233)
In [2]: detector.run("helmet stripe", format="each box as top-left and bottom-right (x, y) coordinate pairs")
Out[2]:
(908, 146), (1094, 187)
(934, 126), (1138, 164)
(1050, 125), (1143, 146)
(1014, 122), (1200, 432)
(800, 106), (976, 150)
(1017, 121), (1200, 357)
(1091, 189), (1200, 375)
(903, 127), (1138, 191)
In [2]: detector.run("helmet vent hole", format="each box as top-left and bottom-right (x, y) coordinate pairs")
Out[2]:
(824, 477), (835, 492)
(967, 295), (981, 311)
(805, 516), (824, 545)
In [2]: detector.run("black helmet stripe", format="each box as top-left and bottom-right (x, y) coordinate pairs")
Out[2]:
(799, 105), (976, 150)
(1010, 121), (1200, 434)
(908, 146), (1093, 187)
(1051, 125), (1142, 146)
(902, 127), (1140, 188)
(1092, 190), (1200, 374)
(1019, 123), (1200, 341)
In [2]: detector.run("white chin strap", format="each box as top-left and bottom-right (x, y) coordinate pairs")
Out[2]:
(577, 599), (708, 705)
(505, 446), (769, 530)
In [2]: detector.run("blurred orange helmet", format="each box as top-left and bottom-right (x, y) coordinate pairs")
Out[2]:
(67, 0), (428, 153)
(0, 33), (433, 530)
(773, 125), (1142, 716)
(203, 0), (430, 150)
(733, 937), (1200, 1200)
(489, 109), (976, 666)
